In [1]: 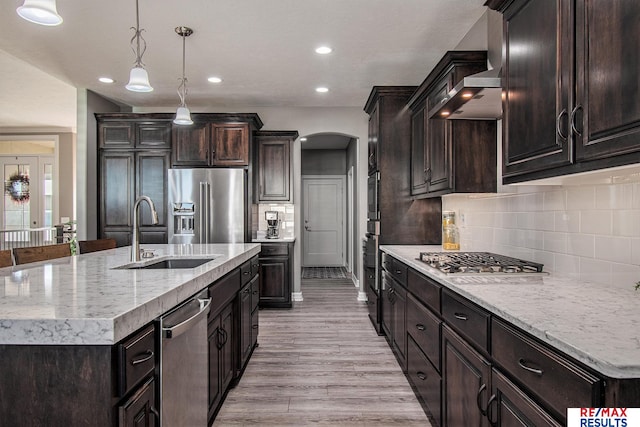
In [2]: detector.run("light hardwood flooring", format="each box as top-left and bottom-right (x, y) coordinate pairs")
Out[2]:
(214, 279), (432, 426)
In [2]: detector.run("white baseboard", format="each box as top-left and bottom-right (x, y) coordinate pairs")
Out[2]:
(357, 291), (367, 302)
(351, 275), (359, 288)
(292, 292), (304, 302)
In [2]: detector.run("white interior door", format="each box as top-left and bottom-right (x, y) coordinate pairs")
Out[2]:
(303, 176), (345, 266)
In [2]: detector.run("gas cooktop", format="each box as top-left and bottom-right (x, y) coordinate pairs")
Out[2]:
(418, 252), (544, 275)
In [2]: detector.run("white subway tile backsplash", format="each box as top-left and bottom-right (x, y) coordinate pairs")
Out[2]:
(566, 186), (596, 210)
(554, 253), (580, 278)
(579, 258), (612, 285)
(594, 236), (632, 264)
(580, 210), (612, 235)
(595, 183), (633, 210)
(612, 210), (640, 237)
(567, 234), (595, 258)
(611, 262), (640, 289)
(554, 211), (580, 233)
(543, 190), (566, 211)
(446, 181), (638, 287)
(543, 231), (568, 253)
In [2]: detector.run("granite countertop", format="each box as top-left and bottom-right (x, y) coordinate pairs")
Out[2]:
(0, 243), (260, 346)
(381, 245), (640, 379)
(252, 232), (296, 243)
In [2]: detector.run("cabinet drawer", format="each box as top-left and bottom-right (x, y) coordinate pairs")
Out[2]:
(381, 254), (407, 286)
(250, 255), (260, 277)
(118, 324), (156, 397)
(407, 336), (441, 426)
(407, 293), (441, 371)
(209, 269), (240, 320)
(260, 244), (288, 256)
(491, 319), (602, 419)
(250, 275), (259, 313)
(407, 268), (441, 313)
(118, 376), (157, 427)
(441, 290), (489, 352)
(240, 260), (252, 286)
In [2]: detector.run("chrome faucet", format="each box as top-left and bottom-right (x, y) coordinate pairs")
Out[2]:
(131, 195), (159, 262)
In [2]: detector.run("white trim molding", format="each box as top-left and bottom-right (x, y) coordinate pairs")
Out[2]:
(292, 292), (304, 302)
(357, 291), (367, 302)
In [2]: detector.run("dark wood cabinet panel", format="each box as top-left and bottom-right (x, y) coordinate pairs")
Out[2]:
(368, 102), (379, 175)
(136, 151), (169, 227)
(99, 121), (134, 149)
(211, 122), (250, 166)
(575, 0), (640, 162)
(407, 336), (442, 427)
(365, 86), (442, 246)
(101, 151), (134, 235)
(490, 368), (561, 427)
(136, 122), (171, 149)
(408, 51), (496, 198)
(172, 121), (209, 166)
(442, 325), (491, 427)
(208, 313), (223, 415)
(239, 280), (253, 369)
(491, 318), (601, 422)
(491, 0), (640, 182)
(502, 0), (573, 179)
(255, 131), (297, 202)
(441, 290), (490, 354)
(220, 304), (234, 391)
(391, 280), (407, 369)
(407, 293), (441, 372)
(258, 243), (292, 308)
(118, 377), (157, 427)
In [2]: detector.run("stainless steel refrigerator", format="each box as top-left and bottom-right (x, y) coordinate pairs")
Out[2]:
(168, 168), (245, 244)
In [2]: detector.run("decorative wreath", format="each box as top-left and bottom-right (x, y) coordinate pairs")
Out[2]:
(5, 172), (30, 204)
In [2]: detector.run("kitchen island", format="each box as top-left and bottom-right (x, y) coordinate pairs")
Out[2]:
(0, 243), (260, 426)
(380, 244), (640, 426)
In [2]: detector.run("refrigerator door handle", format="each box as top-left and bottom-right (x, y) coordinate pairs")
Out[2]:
(199, 182), (206, 244)
(204, 182), (210, 244)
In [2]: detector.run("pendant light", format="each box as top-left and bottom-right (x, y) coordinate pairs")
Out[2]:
(126, 0), (153, 92)
(16, 0), (63, 26)
(173, 26), (194, 125)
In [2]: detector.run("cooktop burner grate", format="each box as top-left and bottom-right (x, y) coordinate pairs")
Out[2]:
(418, 252), (544, 274)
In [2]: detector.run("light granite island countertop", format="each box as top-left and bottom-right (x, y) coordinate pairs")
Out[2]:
(381, 245), (640, 380)
(0, 243), (260, 346)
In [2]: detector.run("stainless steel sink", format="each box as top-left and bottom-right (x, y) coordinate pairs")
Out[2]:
(115, 257), (217, 270)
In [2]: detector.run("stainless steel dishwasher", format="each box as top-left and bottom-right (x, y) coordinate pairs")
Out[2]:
(159, 289), (211, 426)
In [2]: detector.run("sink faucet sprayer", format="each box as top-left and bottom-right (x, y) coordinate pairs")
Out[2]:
(131, 195), (159, 262)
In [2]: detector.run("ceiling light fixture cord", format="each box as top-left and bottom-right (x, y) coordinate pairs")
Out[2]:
(178, 31), (188, 107)
(130, 0), (147, 67)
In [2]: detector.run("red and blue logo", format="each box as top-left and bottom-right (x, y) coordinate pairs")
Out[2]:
(567, 408), (639, 427)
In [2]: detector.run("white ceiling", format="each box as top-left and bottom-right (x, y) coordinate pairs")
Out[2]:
(0, 0), (488, 131)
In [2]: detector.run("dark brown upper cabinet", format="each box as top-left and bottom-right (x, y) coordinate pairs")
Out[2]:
(488, 0), (640, 183)
(98, 120), (171, 149)
(171, 114), (263, 168)
(368, 104), (379, 176)
(407, 51), (497, 198)
(254, 130), (298, 203)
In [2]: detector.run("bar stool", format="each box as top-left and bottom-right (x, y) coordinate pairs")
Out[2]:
(13, 243), (72, 265)
(78, 238), (117, 254)
(0, 249), (13, 268)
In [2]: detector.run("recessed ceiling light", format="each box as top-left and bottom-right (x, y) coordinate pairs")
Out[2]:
(315, 46), (332, 55)
(98, 77), (114, 84)
(300, 137), (307, 142)
(208, 76), (222, 83)
(315, 87), (329, 93)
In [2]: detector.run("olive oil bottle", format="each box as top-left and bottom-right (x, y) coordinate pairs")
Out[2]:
(442, 211), (460, 251)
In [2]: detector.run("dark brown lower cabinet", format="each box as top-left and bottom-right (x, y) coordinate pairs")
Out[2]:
(490, 368), (561, 427)
(407, 336), (442, 427)
(258, 242), (292, 308)
(207, 300), (234, 424)
(118, 377), (157, 427)
(239, 278), (255, 369)
(442, 324), (491, 427)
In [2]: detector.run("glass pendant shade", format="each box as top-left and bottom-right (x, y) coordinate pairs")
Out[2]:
(126, 67), (153, 92)
(17, 0), (63, 26)
(174, 107), (193, 125)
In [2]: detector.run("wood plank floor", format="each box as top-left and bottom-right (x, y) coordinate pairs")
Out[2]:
(214, 279), (432, 426)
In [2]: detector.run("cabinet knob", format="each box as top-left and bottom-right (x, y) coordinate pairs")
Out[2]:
(417, 371), (427, 381)
(453, 312), (468, 321)
(415, 324), (426, 331)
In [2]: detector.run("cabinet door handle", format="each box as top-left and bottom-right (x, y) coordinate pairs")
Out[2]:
(570, 104), (583, 137)
(415, 324), (426, 331)
(425, 167), (432, 182)
(252, 324), (259, 330)
(556, 108), (568, 142)
(486, 394), (498, 427)
(453, 312), (468, 321)
(217, 329), (225, 350)
(476, 383), (488, 416)
(395, 269), (402, 275)
(211, 149), (216, 158)
(417, 371), (427, 381)
(150, 405), (160, 422)
(518, 358), (543, 376)
(130, 350), (154, 365)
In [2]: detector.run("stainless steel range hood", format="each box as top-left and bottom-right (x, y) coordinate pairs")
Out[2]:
(428, 68), (502, 120)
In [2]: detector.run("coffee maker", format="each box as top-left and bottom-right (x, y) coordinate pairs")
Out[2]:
(265, 211), (281, 239)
